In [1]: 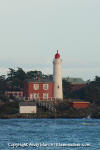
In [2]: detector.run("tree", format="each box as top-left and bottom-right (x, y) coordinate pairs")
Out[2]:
(15, 68), (26, 88)
(26, 70), (42, 80)
(0, 75), (9, 102)
(6, 68), (26, 90)
(62, 79), (72, 98)
(0, 75), (7, 93)
(7, 68), (16, 80)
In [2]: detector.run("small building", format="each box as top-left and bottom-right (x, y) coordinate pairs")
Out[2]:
(69, 101), (90, 109)
(19, 101), (37, 113)
(64, 77), (87, 92)
(71, 84), (86, 92)
(5, 91), (23, 99)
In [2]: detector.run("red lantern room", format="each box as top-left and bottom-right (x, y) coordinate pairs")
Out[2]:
(55, 50), (60, 59)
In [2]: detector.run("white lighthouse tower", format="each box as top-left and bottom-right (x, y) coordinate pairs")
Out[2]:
(53, 50), (63, 100)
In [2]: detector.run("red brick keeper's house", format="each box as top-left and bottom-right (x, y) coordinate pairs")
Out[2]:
(23, 78), (54, 100)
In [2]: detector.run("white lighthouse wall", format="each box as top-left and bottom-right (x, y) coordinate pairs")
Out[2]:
(53, 58), (63, 99)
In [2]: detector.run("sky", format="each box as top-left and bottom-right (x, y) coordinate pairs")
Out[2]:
(0, 0), (100, 81)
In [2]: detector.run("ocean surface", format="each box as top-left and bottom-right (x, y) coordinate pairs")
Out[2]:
(0, 119), (100, 150)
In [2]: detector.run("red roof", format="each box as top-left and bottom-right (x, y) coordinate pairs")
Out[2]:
(55, 50), (60, 59)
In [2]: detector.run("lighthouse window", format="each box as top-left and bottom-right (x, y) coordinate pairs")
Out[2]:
(34, 84), (39, 90)
(43, 84), (48, 90)
(43, 93), (48, 99)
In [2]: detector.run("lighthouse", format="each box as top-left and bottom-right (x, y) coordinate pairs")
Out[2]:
(53, 50), (63, 100)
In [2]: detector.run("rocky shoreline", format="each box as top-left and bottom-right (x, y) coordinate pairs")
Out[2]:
(0, 101), (100, 119)
(0, 109), (100, 119)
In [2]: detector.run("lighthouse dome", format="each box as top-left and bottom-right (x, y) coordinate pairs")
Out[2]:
(55, 50), (60, 59)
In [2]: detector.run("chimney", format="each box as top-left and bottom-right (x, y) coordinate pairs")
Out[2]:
(38, 75), (40, 81)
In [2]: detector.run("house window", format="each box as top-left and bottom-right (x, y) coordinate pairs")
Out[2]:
(43, 84), (48, 90)
(43, 93), (48, 99)
(34, 84), (39, 90)
(34, 93), (39, 99)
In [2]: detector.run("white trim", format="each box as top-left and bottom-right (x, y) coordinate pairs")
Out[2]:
(33, 84), (39, 90)
(34, 93), (39, 99)
(43, 93), (48, 99)
(43, 84), (48, 90)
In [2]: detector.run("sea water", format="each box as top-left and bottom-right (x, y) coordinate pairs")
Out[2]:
(0, 119), (100, 150)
